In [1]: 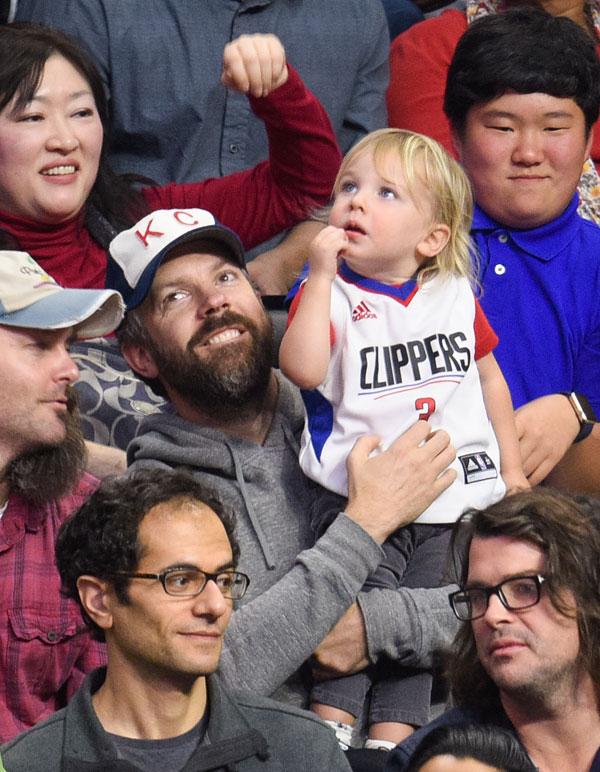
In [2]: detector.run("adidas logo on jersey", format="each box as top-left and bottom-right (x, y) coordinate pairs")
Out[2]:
(352, 301), (377, 321)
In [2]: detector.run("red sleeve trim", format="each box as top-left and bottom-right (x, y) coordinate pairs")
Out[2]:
(474, 299), (498, 360)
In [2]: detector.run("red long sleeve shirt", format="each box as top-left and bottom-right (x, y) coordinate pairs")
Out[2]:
(0, 66), (341, 290)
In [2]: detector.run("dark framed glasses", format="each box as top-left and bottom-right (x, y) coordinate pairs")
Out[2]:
(112, 567), (250, 600)
(449, 574), (546, 621)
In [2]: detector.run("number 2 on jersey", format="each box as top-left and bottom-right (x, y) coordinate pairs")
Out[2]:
(415, 397), (436, 421)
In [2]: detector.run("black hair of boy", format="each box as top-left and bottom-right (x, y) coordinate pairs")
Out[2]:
(444, 7), (600, 136)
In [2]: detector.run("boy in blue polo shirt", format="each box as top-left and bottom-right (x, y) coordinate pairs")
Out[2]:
(444, 7), (600, 491)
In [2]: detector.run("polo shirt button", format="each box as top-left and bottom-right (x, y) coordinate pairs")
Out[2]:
(494, 264), (506, 275)
(47, 631), (59, 642)
(498, 233), (508, 243)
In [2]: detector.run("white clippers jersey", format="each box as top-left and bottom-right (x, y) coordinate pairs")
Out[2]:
(296, 264), (506, 524)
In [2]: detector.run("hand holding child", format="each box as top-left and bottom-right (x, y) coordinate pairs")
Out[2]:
(307, 225), (349, 282)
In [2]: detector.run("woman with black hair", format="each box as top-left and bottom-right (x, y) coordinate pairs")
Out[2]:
(0, 23), (341, 290)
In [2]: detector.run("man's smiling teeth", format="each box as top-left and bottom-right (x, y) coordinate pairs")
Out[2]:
(42, 165), (76, 176)
(207, 329), (241, 345)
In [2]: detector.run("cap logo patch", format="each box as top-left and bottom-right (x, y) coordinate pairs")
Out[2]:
(135, 218), (164, 248)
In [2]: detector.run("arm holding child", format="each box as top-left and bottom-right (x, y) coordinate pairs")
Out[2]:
(477, 353), (530, 495)
(279, 226), (348, 389)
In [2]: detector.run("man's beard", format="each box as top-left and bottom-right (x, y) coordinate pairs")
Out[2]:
(3, 387), (86, 505)
(493, 655), (584, 714)
(148, 310), (275, 422)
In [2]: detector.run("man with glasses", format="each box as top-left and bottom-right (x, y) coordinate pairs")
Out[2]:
(2, 469), (353, 771)
(387, 488), (600, 772)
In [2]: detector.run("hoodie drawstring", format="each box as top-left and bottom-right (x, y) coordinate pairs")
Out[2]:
(226, 441), (276, 570)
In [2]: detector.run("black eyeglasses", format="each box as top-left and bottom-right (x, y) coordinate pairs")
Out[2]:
(112, 568), (250, 600)
(449, 574), (546, 621)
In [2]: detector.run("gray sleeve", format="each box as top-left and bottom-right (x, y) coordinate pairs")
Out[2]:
(338, 0), (389, 151)
(1, 722), (62, 772)
(218, 514), (384, 695)
(358, 585), (460, 669)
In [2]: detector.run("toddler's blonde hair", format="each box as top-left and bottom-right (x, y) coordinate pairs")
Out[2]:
(333, 128), (476, 284)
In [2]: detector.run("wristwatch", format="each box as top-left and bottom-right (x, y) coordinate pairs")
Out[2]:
(561, 392), (597, 443)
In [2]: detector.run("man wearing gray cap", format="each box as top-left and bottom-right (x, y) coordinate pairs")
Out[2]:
(0, 251), (123, 742)
(112, 208), (458, 743)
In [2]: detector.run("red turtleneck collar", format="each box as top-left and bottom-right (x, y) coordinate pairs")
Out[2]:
(0, 208), (108, 289)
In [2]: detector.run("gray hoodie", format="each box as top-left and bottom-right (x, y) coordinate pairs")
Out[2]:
(127, 373), (458, 703)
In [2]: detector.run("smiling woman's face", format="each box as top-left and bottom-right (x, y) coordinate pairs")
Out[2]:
(0, 53), (103, 224)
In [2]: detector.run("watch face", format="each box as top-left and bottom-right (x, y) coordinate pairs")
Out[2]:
(571, 393), (597, 424)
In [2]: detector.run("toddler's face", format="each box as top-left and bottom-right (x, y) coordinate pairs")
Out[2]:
(329, 149), (439, 284)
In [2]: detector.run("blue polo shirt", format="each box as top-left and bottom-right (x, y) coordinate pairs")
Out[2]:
(472, 195), (600, 415)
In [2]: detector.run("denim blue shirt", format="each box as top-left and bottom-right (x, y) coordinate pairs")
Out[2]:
(17, 0), (389, 183)
(472, 194), (600, 414)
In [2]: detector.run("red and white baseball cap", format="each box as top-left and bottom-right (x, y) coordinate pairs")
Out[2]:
(107, 208), (246, 311)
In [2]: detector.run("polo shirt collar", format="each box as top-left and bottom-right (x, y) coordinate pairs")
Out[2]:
(472, 194), (580, 261)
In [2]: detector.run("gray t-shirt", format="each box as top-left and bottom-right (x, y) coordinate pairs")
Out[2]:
(109, 713), (208, 772)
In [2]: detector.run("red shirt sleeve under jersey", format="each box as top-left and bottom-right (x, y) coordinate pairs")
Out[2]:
(474, 298), (498, 360)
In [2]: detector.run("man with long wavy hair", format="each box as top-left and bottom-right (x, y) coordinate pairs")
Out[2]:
(388, 488), (600, 771)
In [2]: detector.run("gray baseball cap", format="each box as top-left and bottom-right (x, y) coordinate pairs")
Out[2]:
(0, 251), (124, 338)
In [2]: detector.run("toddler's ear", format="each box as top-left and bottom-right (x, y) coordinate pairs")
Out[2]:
(418, 223), (451, 258)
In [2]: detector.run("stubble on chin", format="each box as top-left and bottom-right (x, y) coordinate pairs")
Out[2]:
(487, 651), (583, 714)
